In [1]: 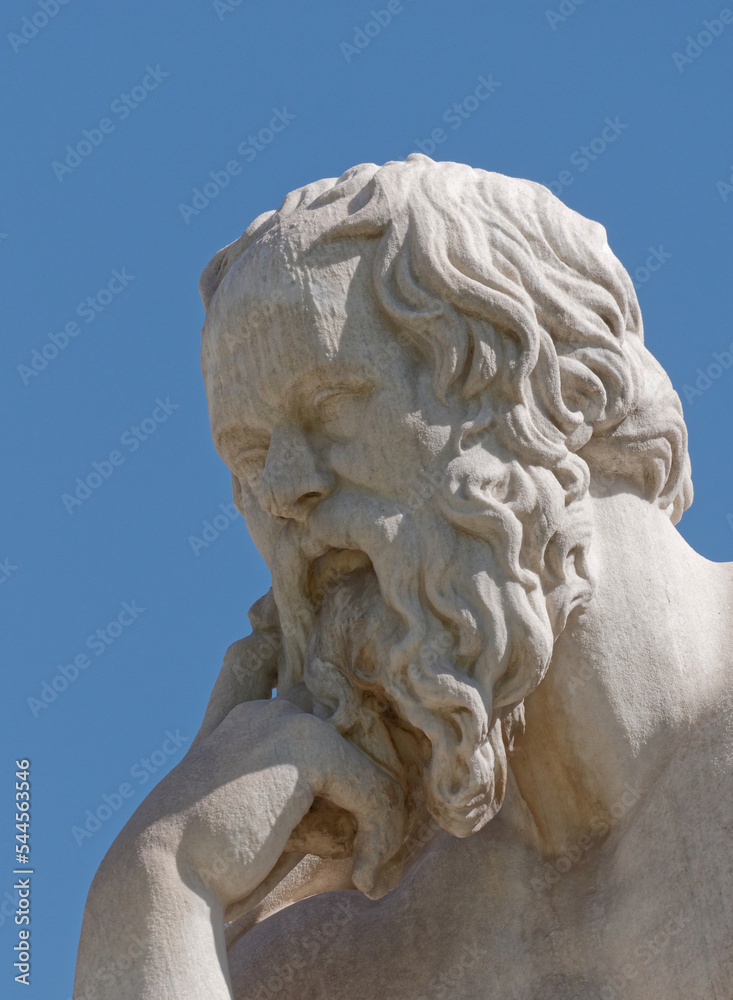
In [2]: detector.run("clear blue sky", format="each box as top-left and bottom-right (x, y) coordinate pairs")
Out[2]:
(1, 0), (732, 994)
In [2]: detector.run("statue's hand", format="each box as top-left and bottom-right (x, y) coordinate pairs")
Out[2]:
(74, 620), (404, 999)
(149, 695), (405, 904)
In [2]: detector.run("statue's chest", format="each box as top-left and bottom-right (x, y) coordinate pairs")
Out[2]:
(230, 808), (731, 1000)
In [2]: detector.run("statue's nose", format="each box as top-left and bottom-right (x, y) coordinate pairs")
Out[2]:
(257, 428), (335, 522)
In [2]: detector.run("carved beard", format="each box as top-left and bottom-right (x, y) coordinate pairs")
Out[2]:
(270, 452), (594, 839)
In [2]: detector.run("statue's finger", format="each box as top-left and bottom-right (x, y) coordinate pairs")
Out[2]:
(193, 602), (281, 745)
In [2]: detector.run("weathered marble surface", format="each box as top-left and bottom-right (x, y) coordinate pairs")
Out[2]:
(75, 156), (733, 1000)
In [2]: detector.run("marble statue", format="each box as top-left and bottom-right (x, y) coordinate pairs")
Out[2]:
(74, 155), (733, 999)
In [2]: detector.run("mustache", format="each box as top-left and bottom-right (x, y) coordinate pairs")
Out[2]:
(270, 491), (429, 693)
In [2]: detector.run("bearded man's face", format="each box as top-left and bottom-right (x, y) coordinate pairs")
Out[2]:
(201, 243), (459, 649)
(202, 241), (589, 838)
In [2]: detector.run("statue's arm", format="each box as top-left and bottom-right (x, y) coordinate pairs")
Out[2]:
(74, 697), (404, 1000)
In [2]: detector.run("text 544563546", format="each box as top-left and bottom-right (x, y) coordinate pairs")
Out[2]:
(13, 759), (32, 985)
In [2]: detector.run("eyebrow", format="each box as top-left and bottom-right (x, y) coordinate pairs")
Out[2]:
(289, 364), (376, 399)
(213, 424), (269, 458)
(213, 362), (378, 453)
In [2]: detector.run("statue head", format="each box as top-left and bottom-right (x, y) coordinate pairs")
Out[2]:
(199, 155), (692, 839)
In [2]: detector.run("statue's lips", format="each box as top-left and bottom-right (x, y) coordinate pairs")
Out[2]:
(306, 547), (373, 611)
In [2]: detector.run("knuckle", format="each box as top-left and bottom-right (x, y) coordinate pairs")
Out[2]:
(280, 707), (323, 742)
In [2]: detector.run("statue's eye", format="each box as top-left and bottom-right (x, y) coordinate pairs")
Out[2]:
(314, 387), (349, 415)
(312, 382), (373, 436)
(232, 447), (268, 489)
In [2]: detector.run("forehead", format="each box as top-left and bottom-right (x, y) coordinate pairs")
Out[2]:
(201, 238), (391, 430)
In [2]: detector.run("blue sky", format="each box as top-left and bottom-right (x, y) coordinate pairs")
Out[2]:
(1, 0), (732, 994)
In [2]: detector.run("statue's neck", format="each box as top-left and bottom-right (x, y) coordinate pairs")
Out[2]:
(506, 490), (732, 855)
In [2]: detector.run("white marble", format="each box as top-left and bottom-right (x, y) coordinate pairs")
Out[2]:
(75, 156), (733, 1000)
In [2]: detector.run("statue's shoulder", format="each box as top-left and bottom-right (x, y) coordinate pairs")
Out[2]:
(616, 689), (733, 883)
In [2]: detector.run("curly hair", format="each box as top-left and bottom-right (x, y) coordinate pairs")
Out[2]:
(201, 153), (692, 524)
